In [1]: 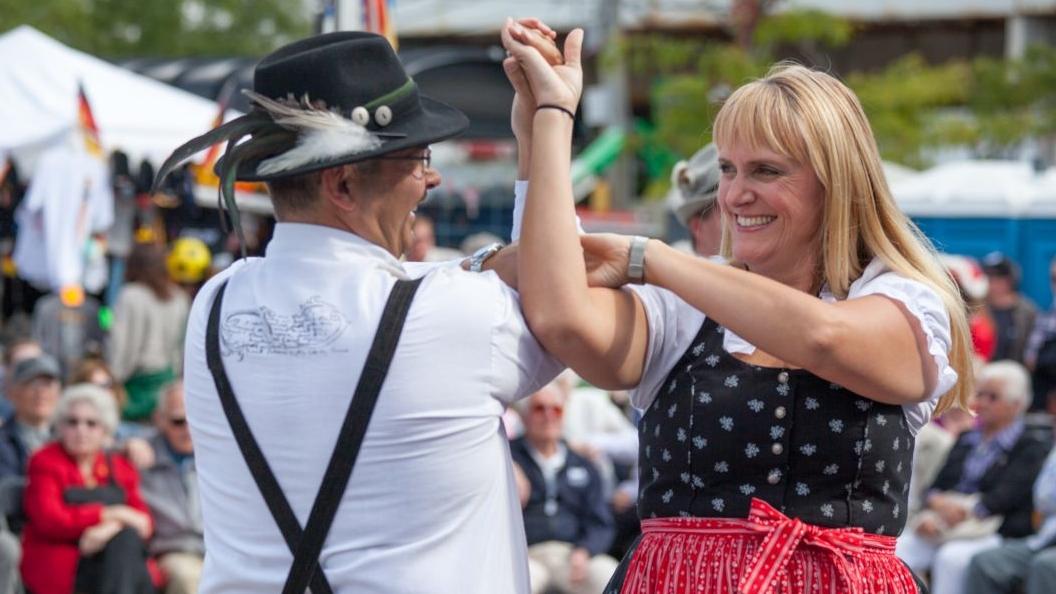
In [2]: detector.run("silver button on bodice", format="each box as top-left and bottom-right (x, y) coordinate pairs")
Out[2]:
(775, 406), (787, 419)
(778, 371), (790, 384)
(771, 443), (783, 455)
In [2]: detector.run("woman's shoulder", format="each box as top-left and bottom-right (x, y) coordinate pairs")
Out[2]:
(845, 258), (949, 317)
(848, 258), (936, 297)
(27, 442), (72, 471)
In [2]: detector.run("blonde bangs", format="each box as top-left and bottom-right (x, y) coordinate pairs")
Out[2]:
(713, 80), (811, 167)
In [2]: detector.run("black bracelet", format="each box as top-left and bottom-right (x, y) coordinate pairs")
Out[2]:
(536, 104), (576, 120)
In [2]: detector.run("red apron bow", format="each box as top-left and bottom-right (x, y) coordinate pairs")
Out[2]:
(738, 498), (866, 594)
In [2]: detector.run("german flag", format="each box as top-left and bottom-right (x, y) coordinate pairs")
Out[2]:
(194, 78), (239, 186)
(364, 0), (397, 50)
(77, 82), (103, 157)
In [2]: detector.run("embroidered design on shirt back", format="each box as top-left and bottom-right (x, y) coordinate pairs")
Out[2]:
(221, 296), (350, 358)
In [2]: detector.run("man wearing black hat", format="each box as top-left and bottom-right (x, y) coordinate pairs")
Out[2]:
(163, 32), (563, 594)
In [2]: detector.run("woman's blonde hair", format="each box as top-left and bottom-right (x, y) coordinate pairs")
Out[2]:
(713, 62), (973, 413)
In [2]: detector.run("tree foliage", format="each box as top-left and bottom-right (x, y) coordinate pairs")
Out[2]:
(0, 0), (309, 58)
(619, 5), (1056, 197)
(621, 8), (853, 197)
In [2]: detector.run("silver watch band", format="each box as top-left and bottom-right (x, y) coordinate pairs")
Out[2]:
(469, 242), (505, 272)
(628, 236), (648, 284)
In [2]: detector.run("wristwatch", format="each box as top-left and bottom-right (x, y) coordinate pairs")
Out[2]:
(627, 236), (648, 284)
(469, 242), (505, 272)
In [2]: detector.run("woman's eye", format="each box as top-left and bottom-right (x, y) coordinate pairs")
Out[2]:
(755, 166), (780, 177)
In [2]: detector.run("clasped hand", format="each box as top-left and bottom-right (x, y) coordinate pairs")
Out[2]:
(500, 18), (583, 117)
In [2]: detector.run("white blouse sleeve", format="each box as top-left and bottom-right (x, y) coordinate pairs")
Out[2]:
(625, 285), (706, 412)
(848, 262), (960, 435)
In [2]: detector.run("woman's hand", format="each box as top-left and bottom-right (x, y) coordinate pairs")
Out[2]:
(102, 504), (152, 539)
(79, 519), (122, 555)
(582, 233), (632, 289)
(501, 19), (583, 113)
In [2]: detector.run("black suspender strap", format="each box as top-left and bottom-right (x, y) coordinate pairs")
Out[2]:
(206, 277), (423, 594)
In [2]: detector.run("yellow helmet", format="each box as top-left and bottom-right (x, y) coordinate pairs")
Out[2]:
(167, 237), (212, 284)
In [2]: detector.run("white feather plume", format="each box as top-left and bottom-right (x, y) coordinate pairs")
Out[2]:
(246, 90), (383, 176)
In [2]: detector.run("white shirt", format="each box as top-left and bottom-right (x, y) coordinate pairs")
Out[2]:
(183, 223), (562, 594)
(13, 143), (113, 291)
(628, 258), (959, 436)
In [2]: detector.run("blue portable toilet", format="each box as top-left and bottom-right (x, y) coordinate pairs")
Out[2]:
(891, 160), (1056, 309)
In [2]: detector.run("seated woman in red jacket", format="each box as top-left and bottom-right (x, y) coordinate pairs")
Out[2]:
(21, 383), (155, 594)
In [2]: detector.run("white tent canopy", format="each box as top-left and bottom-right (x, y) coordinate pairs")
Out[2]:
(0, 25), (237, 166)
(891, 160), (1056, 218)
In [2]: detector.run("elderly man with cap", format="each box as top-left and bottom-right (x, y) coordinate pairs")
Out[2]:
(0, 354), (61, 482)
(156, 29), (563, 594)
(0, 354), (60, 594)
(669, 143), (722, 257)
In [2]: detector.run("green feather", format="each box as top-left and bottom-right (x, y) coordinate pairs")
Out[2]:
(215, 131), (297, 259)
(151, 112), (272, 194)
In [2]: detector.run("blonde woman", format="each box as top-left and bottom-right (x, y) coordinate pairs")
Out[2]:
(502, 20), (972, 594)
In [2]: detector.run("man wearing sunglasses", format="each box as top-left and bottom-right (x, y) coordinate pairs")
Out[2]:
(511, 383), (618, 594)
(139, 381), (202, 594)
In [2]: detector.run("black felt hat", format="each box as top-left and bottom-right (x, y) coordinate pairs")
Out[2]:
(234, 31), (469, 181)
(155, 32), (469, 189)
(153, 32), (469, 256)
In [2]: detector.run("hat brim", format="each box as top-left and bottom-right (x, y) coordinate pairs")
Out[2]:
(233, 95), (470, 182)
(674, 195), (716, 228)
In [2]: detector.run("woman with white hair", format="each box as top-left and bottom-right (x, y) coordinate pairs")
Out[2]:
(21, 384), (155, 594)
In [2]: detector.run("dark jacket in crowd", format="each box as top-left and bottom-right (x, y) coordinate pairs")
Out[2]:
(928, 427), (1050, 538)
(0, 414), (31, 480)
(511, 437), (614, 556)
(139, 433), (203, 557)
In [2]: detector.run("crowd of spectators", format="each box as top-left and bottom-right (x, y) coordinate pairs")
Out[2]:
(3, 146), (1056, 593)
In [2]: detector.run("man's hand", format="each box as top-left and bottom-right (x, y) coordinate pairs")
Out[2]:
(123, 437), (155, 469)
(915, 514), (943, 539)
(927, 492), (969, 527)
(581, 233), (633, 288)
(569, 547), (591, 585)
(502, 20), (583, 116)
(503, 18), (553, 177)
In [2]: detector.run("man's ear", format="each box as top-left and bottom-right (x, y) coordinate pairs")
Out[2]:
(319, 165), (358, 213)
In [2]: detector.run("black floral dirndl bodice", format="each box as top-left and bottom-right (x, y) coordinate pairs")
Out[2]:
(605, 316), (917, 593)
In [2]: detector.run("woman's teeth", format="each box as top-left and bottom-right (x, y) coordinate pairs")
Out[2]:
(736, 215), (776, 228)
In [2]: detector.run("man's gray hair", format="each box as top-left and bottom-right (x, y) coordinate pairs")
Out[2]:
(54, 383), (120, 436)
(980, 360), (1032, 412)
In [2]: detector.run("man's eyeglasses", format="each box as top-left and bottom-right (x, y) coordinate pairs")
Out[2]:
(531, 404), (564, 416)
(376, 150), (432, 178)
(168, 417), (188, 427)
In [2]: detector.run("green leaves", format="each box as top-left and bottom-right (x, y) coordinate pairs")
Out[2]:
(0, 0), (309, 58)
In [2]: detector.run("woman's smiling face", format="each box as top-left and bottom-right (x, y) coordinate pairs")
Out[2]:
(717, 141), (825, 282)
